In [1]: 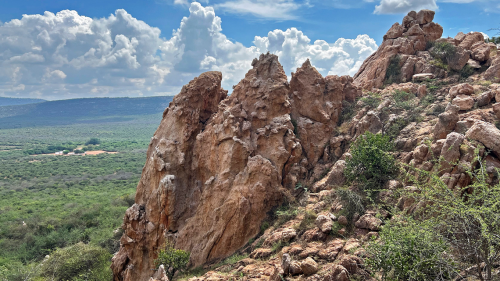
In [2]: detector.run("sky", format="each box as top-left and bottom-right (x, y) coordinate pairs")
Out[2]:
(0, 0), (499, 100)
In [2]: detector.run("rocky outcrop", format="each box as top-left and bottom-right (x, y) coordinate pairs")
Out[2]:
(112, 53), (361, 281)
(354, 10), (443, 90)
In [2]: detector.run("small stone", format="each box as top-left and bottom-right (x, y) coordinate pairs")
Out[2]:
(452, 95), (474, 110)
(300, 257), (319, 276)
(338, 216), (348, 226)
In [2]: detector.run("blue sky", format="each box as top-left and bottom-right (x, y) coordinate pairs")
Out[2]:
(0, 0), (498, 100)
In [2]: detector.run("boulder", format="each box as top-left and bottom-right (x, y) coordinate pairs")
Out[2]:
(466, 121), (500, 157)
(452, 95), (474, 110)
(385, 23), (404, 39)
(477, 91), (494, 107)
(319, 265), (349, 281)
(315, 214), (333, 233)
(493, 103), (500, 119)
(455, 32), (466, 42)
(433, 103), (460, 140)
(448, 47), (471, 71)
(338, 216), (348, 226)
(422, 22), (443, 42)
(484, 56), (500, 82)
(339, 255), (363, 274)
(413, 73), (435, 82)
(289, 261), (303, 276)
(417, 9), (435, 25)
(354, 214), (382, 231)
(467, 59), (481, 69)
(439, 132), (465, 174)
(471, 42), (491, 62)
(459, 32), (485, 50)
(449, 83), (474, 98)
(417, 84), (427, 98)
(282, 253), (291, 276)
(300, 257), (319, 276)
(250, 248), (273, 259)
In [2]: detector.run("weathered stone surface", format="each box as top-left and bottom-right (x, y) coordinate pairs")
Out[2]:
(449, 83), (474, 98)
(282, 253), (291, 275)
(466, 121), (500, 157)
(458, 32), (485, 50)
(484, 56), (500, 82)
(448, 46), (471, 71)
(354, 214), (382, 231)
(422, 22), (443, 42)
(452, 95), (474, 110)
(250, 248), (273, 259)
(471, 42), (491, 62)
(338, 216), (348, 226)
(439, 132), (465, 174)
(315, 214), (333, 233)
(413, 73), (435, 82)
(467, 59), (481, 69)
(433, 103), (460, 140)
(290, 261), (303, 276)
(385, 22), (404, 39)
(417, 9), (435, 25)
(301, 257), (319, 276)
(493, 103), (500, 119)
(477, 91), (494, 107)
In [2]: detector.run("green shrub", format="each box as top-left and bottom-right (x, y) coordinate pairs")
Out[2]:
(366, 219), (457, 281)
(392, 90), (416, 111)
(85, 138), (101, 145)
(345, 132), (398, 196)
(430, 41), (457, 63)
(295, 210), (317, 232)
(291, 119), (298, 136)
(385, 55), (401, 85)
(338, 100), (357, 125)
(459, 64), (475, 79)
(155, 241), (190, 281)
(359, 92), (381, 108)
(406, 154), (500, 280)
(336, 189), (365, 229)
(39, 242), (112, 281)
(273, 204), (299, 227)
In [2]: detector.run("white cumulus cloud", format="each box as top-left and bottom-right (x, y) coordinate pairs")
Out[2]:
(374, 0), (438, 14)
(0, 2), (378, 100)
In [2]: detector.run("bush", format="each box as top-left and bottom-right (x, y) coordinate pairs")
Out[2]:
(155, 241), (190, 281)
(366, 219), (457, 281)
(430, 41), (457, 63)
(459, 64), (475, 79)
(336, 189), (365, 229)
(39, 242), (112, 281)
(392, 90), (416, 111)
(345, 132), (398, 196)
(385, 55), (401, 85)
(85, 138), (101, 145)
(359, 92), (381, 108)
(338, 100), (357, 125)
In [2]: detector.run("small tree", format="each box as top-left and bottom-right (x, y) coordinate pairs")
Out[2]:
(406, 151), (500, 281)
(345, 132), (398, 197)
(154, 241), (190, 281)
(367, 218), (457, 281)
(85, 138), (101, 145)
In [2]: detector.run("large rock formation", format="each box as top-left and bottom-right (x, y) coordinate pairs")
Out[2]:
(354, 10), (444, 90)
(112, 53), (359, 280)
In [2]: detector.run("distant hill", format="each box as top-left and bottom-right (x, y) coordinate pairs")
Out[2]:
(0, 96), (173, 129)
(0, 97), (45, 107)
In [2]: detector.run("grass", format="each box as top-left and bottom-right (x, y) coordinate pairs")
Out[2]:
(360, 92), (382, 108)
(385, 55), (401, 85)
(0, 115), (160, 279)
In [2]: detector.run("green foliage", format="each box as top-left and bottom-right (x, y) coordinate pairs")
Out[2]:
(85, 138), (101, 145)
(459, 64), (475, 79)
(486, 36), (500, 44)
(366, 219), (457, 281)
(291, 118), (298, 136)
(360, 92), (382, 108)
(295, 210), (317, 232)
(385, 55), (401, 85)
(38, 242), (112, 281)
(392, 90), (416, 111)
(429, 59), (449, 71)
(345, 132), (398, 196)
(406, 154), (500, 280)
(273, 204), (299, 227)
(430, 41), (457, 63)
(336, 189), (365, 228)
(155, 241), (190, 281)
(338, 100), (357, 125)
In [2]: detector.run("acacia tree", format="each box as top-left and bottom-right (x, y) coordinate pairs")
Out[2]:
(407, 152), (500, 281)
(154, 241), (190, 281)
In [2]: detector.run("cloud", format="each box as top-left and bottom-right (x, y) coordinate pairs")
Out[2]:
(215, 0), (302, 20)
(374, 0), (438, 14)
(0, 2), (378, 100)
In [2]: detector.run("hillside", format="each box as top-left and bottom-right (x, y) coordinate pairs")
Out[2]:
(0, 96), (173, 129)
(0, 97), (45, 107)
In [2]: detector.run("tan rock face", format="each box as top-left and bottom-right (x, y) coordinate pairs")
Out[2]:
(354, 10), (443, 90)
(452, 95), (474, 110)
(449, 83), (474, 98)
(484, 56), (500, 82)
(112, 53), (361, 281)
(493, 103), (500, 119)
(433, 103), (460, 140)
(466, 121), (500, 157)
(458, 32), (485, 50)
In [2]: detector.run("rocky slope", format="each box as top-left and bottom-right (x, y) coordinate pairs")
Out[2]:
(113, 9), (500, 281)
